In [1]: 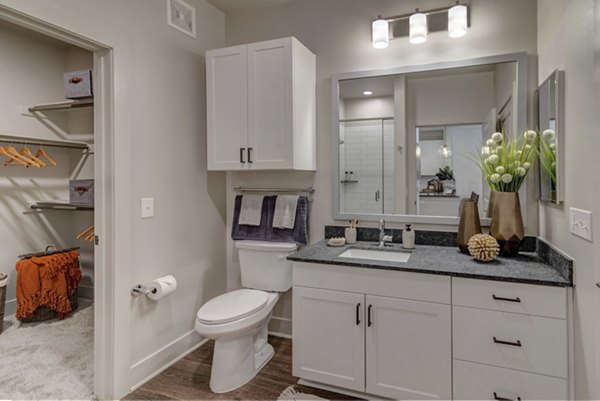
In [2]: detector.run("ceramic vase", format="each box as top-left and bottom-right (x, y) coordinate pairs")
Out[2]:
(457, 199), (482, 253)
(487, 191), (524, 256)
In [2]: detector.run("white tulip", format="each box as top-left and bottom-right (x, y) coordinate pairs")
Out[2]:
(490, 174), (501, 183)
(502, 173), (513, 183)
(487, 155), (499, 165)
(516, 167), (527, 176)
(495, 166), (505, 174)
(523, 162), (531, 169)
(491, 132), (503, 143)
(542, 129), (556, 141)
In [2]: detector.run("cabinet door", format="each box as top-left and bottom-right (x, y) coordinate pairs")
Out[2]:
(206, 45), (248, 170)
(292, 286), (365, 391)
(247, 38), (293, 169)
(365, 295), (451, 399)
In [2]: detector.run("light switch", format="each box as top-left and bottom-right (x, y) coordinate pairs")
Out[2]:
(569, 207), (593, 242)
(141, 198), (154, 219)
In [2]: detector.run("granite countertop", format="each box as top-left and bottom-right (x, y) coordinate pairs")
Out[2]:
(288, 240), (572, 287)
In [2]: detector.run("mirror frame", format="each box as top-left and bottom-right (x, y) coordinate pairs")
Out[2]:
(537, 69), (565, 205)
(331, 52), (529, 225)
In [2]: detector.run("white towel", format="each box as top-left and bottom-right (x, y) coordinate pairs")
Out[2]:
(273, 195), (299, 229)
(239, 195), (265, 226)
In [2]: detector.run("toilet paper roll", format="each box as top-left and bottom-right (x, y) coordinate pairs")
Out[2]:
(147, 275), (177, 301)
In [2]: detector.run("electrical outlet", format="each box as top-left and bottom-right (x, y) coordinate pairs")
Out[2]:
(569, 208), (593, 242)
(141, 198), (154, 219)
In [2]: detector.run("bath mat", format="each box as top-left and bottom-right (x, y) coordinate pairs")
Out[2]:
(278, 385), (329, 401)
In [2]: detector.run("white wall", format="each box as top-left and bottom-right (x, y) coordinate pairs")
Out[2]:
(0, 0), (226, 398)
(537, 0), (599, 399)
(223, 0), (538, 336)
(342, 96), (394, 120)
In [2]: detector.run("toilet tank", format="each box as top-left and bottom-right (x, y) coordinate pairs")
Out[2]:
(235, 241), (298, 292)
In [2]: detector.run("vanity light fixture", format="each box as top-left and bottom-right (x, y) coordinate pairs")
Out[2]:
(363, 90), (374, 96)
(371, 3), (469, 49)
(409, 10), (428, 44)
(372, 16), (389, 49)
(448, 3), (468, 38)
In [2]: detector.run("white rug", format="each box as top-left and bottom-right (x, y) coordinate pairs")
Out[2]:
(278, 385), (329, 401)
(0, 300), (94, 400)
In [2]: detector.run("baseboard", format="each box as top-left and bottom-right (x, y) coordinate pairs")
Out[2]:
(129, 330), (208, 391)
(4, 298), (16, 317)
(268, 315), (292, 338)
(298, 379), (387, 400)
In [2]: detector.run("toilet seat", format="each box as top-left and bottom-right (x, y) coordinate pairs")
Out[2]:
(197, 289), (268, 325)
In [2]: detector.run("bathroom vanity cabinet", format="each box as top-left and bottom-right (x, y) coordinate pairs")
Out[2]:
(292, 261), (571, 400)
(206, 37), (316, 171)
(292, 262), (452, 400)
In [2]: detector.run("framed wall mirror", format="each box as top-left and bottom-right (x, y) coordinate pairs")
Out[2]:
(332, 53), (528, 225)
(537, 70), (564, 204)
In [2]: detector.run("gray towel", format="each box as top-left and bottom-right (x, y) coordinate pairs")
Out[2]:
(273, 195), (299, 229)
(238, 195), (264, 226)
(231, 195), (308, 245)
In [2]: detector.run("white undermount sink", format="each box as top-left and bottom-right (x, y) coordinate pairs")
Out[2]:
(339, 248), (412, 263)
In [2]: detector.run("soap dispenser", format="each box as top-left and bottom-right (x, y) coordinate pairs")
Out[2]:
(402, 224), (415, 249)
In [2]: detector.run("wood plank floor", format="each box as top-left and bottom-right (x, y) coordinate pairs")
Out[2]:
(124, 336), (358, 400)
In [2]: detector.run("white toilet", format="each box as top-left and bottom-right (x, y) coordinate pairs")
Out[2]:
(195, 240), (298, 393)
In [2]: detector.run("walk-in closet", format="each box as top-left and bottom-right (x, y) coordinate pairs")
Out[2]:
(0, 18), (96, 399)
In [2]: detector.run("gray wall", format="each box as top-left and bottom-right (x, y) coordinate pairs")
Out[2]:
(537, 0), (599, 399)
(223, 0), (539, 335)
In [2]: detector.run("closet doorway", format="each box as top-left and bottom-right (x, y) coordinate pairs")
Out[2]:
(0, 6), (114, 400)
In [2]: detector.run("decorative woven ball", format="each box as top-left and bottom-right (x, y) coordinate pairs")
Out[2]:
(467, 233), (500, 262)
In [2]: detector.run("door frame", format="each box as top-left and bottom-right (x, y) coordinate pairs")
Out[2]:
(0, 5), (115, 399)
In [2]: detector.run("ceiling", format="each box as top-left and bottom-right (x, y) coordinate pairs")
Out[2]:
(339, 76), (396, 100)
(207, 0), (291, 13)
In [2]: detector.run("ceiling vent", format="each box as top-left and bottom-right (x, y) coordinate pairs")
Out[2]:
(167, 0), (197, 38)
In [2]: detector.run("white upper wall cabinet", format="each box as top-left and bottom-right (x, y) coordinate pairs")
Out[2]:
(207, 37), (316, 171)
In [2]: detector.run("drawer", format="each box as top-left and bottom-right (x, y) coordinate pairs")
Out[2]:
(293, 262), (450, 304)
(453, 306), (567, 378)
(452, 277), (567, 319)
(454, 360), (568, 400)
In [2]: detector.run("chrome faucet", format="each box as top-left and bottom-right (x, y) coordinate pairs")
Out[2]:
(378, 218), (393, 248)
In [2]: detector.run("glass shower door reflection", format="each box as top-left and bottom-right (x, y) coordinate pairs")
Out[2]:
(339, 119), (394, 215)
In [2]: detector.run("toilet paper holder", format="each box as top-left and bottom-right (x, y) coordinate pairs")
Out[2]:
(131, 284), (157, 297)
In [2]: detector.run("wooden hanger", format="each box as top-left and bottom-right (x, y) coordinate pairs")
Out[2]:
(21, 147), (47, 167)
(77, 225), (95, 240)
(0, 146), (29, 166)
(36, 148), (57, 167)
(6, 145), (42, 167)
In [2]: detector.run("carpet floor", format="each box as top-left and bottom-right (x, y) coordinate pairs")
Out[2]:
(0, 299), (94, 400)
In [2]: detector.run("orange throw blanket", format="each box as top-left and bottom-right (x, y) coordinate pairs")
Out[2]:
(16, 250), (82, 320)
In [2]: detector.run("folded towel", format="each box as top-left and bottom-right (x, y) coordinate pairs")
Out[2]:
(239, 195), (265, 226)
(273, 195), (300, 229)
(267, 196), (309, 245)
(231, 195), (269, 240)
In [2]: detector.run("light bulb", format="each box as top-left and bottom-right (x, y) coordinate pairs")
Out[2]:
(372, 17), (389, 49)
(448, 4), (468, 38)
(409, 12), (428, 44)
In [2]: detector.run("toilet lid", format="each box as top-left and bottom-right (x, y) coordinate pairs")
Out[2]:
(196, 289), (269, 325)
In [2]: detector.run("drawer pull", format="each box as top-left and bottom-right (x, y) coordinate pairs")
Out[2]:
(492, 294), (521, 303)
(356, 303), (361, 325)
(493, 337), (522, 347)
(367, 304), (373, 327)
(240, 148), (246, 163)
(493, 392), (521, 401)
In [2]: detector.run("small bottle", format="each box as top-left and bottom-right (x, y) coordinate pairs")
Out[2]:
(402, 224), (415, 249)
